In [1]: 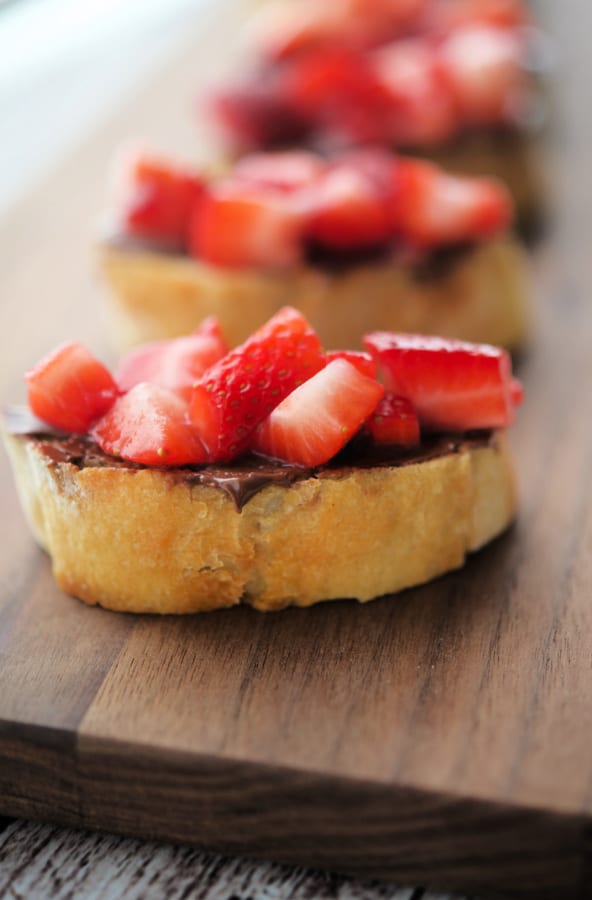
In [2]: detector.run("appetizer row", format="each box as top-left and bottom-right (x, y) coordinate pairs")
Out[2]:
(210, 0), (546, 221)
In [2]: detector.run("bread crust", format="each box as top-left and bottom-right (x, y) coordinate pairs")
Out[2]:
(3, 429), (516, 614)
(100, 236), (531, 353)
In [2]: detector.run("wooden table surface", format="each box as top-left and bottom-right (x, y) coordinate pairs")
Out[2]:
(0, 817), (472, 900)
(1, 1), (591, 899)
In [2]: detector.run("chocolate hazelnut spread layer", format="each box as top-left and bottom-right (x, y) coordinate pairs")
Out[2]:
(3, 406), (494, 512)
(103, 231), (478, 281)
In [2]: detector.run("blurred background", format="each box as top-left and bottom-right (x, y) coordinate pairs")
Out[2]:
(0, 0), (221, 216)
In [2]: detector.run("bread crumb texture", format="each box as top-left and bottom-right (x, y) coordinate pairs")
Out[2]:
(101, 236), (530, 353)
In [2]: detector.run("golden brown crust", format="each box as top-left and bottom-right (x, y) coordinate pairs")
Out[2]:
(3, 429), (517, 614)
(100, 235), (531, 353)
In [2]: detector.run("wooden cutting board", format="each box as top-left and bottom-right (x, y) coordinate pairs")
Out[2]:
(1, 3), (591, 898)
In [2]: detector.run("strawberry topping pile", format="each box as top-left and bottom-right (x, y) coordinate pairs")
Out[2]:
(115, 148), (512, 266)
(25, 308), (523, 470)
(211, 0), (534, 152)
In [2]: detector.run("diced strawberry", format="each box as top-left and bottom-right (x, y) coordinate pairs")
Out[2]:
(393, 158), (512, 246)
(209, 84), (309, 150)
(25, 342), (118, 434)
(92, 383), (207, 467)
(325, 350), (377, 379)
(233, 151), (325, 193)
(335, 148), (395, 194)
(438, 25), (527, 126)
(116, 318), (228, 402)
(366, 393), (420, 446)
(304, 163), (392, 250)
(371, 39), (459, 146)
(253, 358), (384, 466)
(363, 332), (517, 431)
(122, 155), (203, 246)
(189, 307), (325, 461)
(189, 180), (304, 268)
(510, 377), (524, 407)
(284, 49), (394, 143)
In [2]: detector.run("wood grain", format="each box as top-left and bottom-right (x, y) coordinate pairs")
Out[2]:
(0, 818), (454, 900)
(1, 1), (591, 898)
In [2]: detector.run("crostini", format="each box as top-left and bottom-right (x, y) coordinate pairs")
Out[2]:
(3, 308), (521, 613)
(100, 148), (530, 352)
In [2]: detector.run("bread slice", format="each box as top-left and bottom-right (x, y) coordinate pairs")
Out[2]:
(100, 235), (531, 354)
(3, 426), (516, 614)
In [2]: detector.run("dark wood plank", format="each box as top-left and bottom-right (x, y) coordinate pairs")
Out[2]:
(1, 1), (591, 898)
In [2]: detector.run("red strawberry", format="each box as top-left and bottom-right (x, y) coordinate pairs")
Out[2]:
(189, 307), (325, 461)
(26, 342), (118, 434)
(189, 180), (304, 268)
(92, 383), (207, 467)
(116, 318), (228, 401)
(439, 25), (526, 126)
(510, 377), (524, 407)
(304, 163), (392, 250)
(209, 84), (310, 150)
(366, 394), (420, 446)
(393, 158), (512, 246)
(253, 358), (384, 466)
(121, 155), (203, 246)
(233, 151), (325, 193)
(325, 350), (377, 379)
(371, 39), (459, 146)
(363, 332), (519, 431)
(284, 49), (394, 142)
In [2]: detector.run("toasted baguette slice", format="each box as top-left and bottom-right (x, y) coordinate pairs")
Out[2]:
(3, 427), (516, 614)
(100, 235), (530, 354)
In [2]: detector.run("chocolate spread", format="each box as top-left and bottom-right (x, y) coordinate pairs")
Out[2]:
(103, 231), (477, 281)
(4, 406), (493, 512)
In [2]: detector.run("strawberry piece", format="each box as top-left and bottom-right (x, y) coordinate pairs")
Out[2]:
(122, 155), (203, 246)
(190, 307), (325, 461)
(253, 358), (385, 466)
(336, 148), (395, 194)
(189, 180), (304, 268)
(371, 39), (459, 146)
(209, 84), (309, 150)
(233, 151), (325, 193)
(510, 377), (524, 407)
(366, 393), (420, 446)
(393, 158), (512, 246)
(284, 49), (394, 143)
(325, 350), (377, 379)
(26, 342), (118, 434)
(92, 383), (207, 467)
(116, 318), (228, 402)
(439, 25), (527, 126)
(364, 332), (518, 431)
(304, 163), (392, 250)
